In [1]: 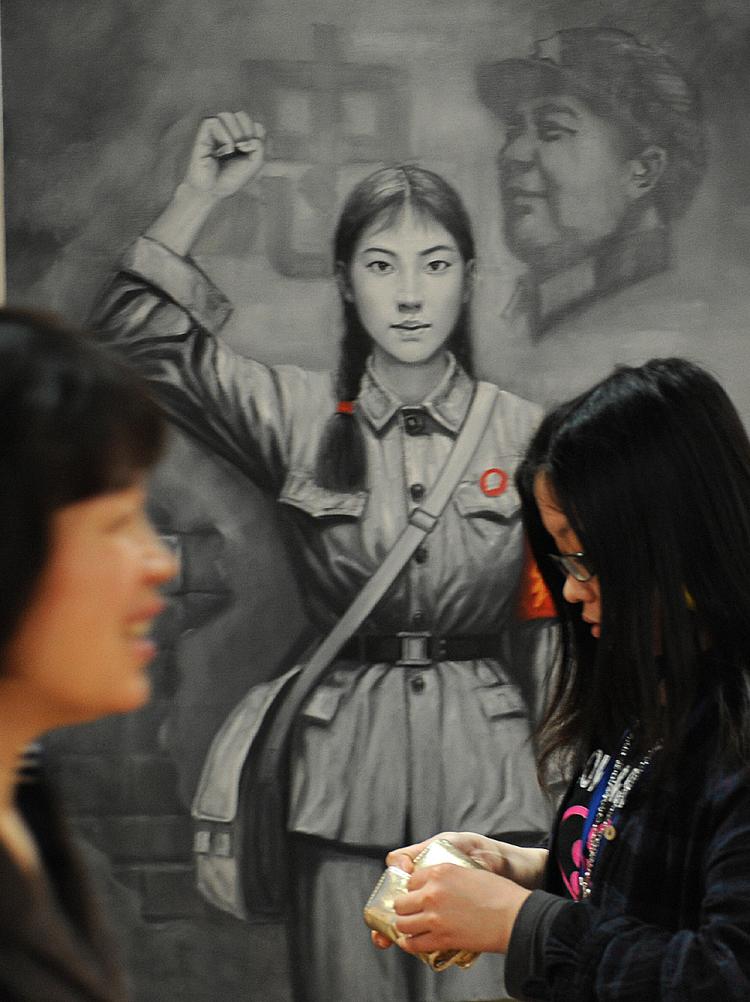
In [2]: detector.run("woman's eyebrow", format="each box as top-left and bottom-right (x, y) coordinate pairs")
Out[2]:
(360, 245), (397, 256)
(419, 244), (457, 257)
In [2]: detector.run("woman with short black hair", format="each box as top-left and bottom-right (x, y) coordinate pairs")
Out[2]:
(0, 309), (176, 1001)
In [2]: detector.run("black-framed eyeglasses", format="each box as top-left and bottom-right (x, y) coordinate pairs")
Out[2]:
(548, 551), (596, 583)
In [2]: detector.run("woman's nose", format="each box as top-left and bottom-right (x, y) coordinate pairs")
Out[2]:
(397, 270), (423, 312)
(145, 529), (180, 586)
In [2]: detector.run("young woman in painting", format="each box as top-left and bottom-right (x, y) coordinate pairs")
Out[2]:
(375, 358), (750, 1000)
(0, 310), (176, 1001)
(92, 111), (556, 1002)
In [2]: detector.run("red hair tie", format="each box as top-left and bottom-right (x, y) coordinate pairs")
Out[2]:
(336, 401), (355, 415)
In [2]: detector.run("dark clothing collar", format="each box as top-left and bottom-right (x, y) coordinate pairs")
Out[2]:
(0, 762), (128, 1002)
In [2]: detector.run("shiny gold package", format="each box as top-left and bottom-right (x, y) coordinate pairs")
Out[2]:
(363, 838), (484, 972)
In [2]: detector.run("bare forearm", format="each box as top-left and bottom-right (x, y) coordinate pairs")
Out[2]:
(145, 182), (220, 257)
(496, 842), (549, 890)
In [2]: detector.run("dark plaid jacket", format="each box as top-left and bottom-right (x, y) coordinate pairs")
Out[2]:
(521, 695), (750, 1001)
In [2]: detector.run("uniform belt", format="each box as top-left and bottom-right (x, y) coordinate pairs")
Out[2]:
(338, 632), (502, 667)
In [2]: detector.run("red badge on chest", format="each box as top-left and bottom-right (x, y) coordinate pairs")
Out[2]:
(479, 468), (508, 497)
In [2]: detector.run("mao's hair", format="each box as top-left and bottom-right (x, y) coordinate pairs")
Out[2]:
(0, 308), (165, 657)
(482, 27), (708, 223)
(559, 28), (708, 223)
(516, 358), (750, 777)
(315, 165), (475, 491)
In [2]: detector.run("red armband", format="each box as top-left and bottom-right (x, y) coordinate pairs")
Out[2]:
(516, 543), (556, 621)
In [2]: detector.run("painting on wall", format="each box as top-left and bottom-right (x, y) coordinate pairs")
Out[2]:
(2, 1), (750, 1001)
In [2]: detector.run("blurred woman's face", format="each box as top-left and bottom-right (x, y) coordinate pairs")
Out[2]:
(534, 471), (602, 638)
(3, 478), (177, 729)
(343, 206), (470, 368)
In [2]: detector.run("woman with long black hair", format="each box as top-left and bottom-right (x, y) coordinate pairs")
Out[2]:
(376, 357), (750, 1001)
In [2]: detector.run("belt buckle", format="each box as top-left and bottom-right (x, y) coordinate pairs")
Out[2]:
(396, 631), (432, 667)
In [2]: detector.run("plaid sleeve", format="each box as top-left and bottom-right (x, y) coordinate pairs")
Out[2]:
(506, 890), (573, 999)
(543, 765), (750, 1001)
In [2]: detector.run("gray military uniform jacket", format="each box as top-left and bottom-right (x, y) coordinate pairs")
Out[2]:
(92, 236), (556, 847)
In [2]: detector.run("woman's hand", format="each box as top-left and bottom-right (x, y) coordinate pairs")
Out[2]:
(396, 864), (530, 955)
(184, 111), (266, 199)
(146, 111), (266, 257)
(386, 831), (548, 888)
(371, 831), (546, 951)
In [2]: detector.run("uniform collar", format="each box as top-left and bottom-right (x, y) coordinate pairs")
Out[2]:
(357, 352), (474, 434)
(503, 218), (670, 339)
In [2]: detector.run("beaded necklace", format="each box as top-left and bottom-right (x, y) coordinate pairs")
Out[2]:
(579, 729), (660, 900)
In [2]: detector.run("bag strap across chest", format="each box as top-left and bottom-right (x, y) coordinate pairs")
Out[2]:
(257, 381), (500, 780)
(193, 380), (499, 820)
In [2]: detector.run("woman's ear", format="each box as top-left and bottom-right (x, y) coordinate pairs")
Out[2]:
(335, 261), (354, 302)
(463, 259), (476, 304)
(627, 145), (668, 200)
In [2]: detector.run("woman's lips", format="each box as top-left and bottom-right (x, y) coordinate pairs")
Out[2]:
(125, 600), (167, 662)
(509, 188), (546, 198)
(583, 616), (601, 638)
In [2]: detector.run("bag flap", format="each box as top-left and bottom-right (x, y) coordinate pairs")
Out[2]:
(278, 470), (367, 518)
(191, 663), (302, 823)
(453, 478), (521, 519)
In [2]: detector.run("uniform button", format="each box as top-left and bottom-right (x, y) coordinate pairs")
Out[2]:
(410, 675), (425, 692)
(415, 545), (428, 564)
(403, 409), (426, 436)
(412, 611), (425, 628)
(410, 483), (425, 501)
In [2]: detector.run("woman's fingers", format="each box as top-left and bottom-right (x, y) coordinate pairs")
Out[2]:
(196, 112), (264, 159)
(384, 844), (421, 872)
(385, 851), (416, 873)
(384, 831), (462, 872)
(186, 111), (266, 197)
(195, 116), (235, 158)
(370, 930), (393, 950)
(393, 867), (530, 955)
(234, 110), (264, 151)
(213, 111), (260, 156)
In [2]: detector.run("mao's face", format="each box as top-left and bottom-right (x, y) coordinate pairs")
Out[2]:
(499, 93), (637, 274)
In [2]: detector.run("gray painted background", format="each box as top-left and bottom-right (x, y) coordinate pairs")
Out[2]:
(2, 1), (750, 1000)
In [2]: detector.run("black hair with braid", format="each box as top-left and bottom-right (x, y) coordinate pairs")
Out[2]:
(315, 165), (476, 491)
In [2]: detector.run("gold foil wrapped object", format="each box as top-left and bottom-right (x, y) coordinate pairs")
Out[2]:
(363, 838), (484, 972)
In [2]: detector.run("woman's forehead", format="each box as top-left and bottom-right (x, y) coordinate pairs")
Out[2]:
(355, 206), (457, 252)
(534, 471), (571, 528)
(533, 470), (561, 509)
